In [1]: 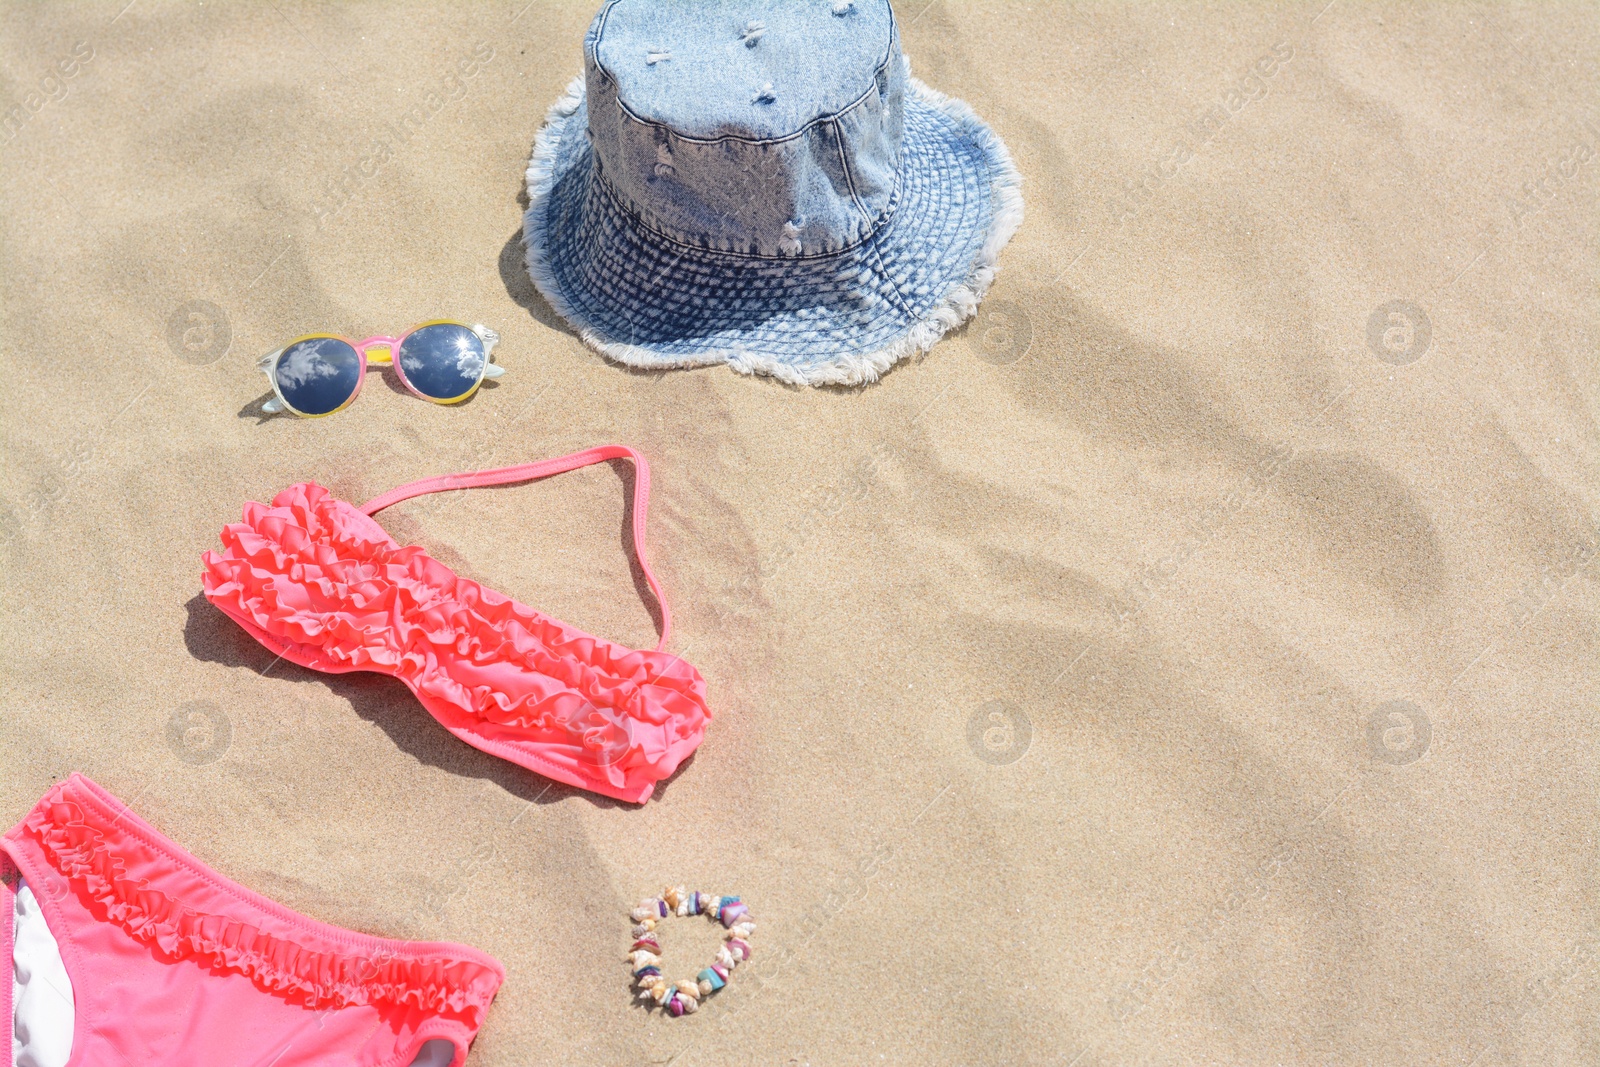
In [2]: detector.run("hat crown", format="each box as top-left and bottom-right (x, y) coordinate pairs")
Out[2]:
(582, 0), (905, 258)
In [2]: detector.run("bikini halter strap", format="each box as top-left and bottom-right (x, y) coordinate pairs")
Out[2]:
(359, 445), (672, 652)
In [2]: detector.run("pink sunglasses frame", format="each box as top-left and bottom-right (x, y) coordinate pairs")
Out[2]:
(258, 321), (503, 418)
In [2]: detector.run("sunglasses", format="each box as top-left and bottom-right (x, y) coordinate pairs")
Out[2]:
(258, 321), (504, 417)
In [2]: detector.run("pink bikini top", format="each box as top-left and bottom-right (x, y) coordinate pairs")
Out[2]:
(201, 446), (710, 804)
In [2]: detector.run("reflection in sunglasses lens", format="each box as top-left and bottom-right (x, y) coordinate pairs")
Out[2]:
(397, 323), (485, 401)
(273, 337), (362, 416)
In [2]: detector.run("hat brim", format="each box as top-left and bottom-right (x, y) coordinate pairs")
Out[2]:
(522, 65), (1023, 387)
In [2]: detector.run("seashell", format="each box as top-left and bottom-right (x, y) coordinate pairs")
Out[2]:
(727, 938), (751, 960)
(630, 906), (655, 923)
(668, 996), (685, 1017)
(712, 964), (729, 981)
(681, 995), (699, 1014)
(631, 950), (662, 969)
(657, 898), (670, 917)
(651, 982), (671, 1003)
(716, 945), (736, 969)
(699, 967), (725, 991)
(664, 887), (681, 910)
(631, 939), (661, 954)
(728, 921), (755, 938)
(637, 986), (657, 1001)
(690, 891), (701, 914)
(720, 903), (749, 928)
(677, 896), (691, 917)
(698, 979), (714, 997)
(632, 922), (655, 939)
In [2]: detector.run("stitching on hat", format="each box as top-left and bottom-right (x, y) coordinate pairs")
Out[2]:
(740, 21), (765, 47)
(587, 0), (624, 74)
(645, 49), (672, 65)
(865, 236), (915, 319)
(833, 0), (856, 13)
(605, 64), (893, 145)
(830, 114), (876, 237)
(752, 82), (776, 105)
(609, 72), (887, 148)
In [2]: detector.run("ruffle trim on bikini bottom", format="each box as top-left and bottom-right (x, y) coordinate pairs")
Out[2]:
(23, 797), (501, 1023)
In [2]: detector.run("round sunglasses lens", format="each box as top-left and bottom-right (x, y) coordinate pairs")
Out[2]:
(273, 337), (362, 416)
(397, 323), (485, 401)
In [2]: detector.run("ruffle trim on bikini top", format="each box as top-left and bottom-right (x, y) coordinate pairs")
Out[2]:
(200, 468), (710, 803)
(23, 789), (502, 1022)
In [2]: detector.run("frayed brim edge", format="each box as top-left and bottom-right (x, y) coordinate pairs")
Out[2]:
(522, 67), (1024, 388)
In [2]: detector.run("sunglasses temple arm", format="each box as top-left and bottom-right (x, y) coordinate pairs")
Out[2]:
(473, 324), (505, 378)
(256, 349), (289, 412)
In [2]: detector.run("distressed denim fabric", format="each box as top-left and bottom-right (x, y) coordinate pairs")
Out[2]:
(523, 0), (1023, 386)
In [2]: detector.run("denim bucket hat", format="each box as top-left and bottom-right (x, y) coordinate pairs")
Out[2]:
(523, 0), (1023, 386)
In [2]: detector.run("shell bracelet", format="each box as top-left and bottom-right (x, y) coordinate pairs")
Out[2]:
(628, 887), (754, 1016)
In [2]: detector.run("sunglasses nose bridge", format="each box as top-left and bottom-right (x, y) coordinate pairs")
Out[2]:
(354, 335), (401, 365)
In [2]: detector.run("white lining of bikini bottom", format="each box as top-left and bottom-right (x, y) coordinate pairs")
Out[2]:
(11, 879), (73, 1067)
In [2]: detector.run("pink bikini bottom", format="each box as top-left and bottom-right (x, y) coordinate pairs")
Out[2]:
(2, 775), (503, 1067)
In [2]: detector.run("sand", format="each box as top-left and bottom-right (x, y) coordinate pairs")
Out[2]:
(2, 1), (1597, 1064)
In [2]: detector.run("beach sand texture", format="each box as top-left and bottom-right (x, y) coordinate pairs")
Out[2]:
(1, 2), (1597, 1064)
